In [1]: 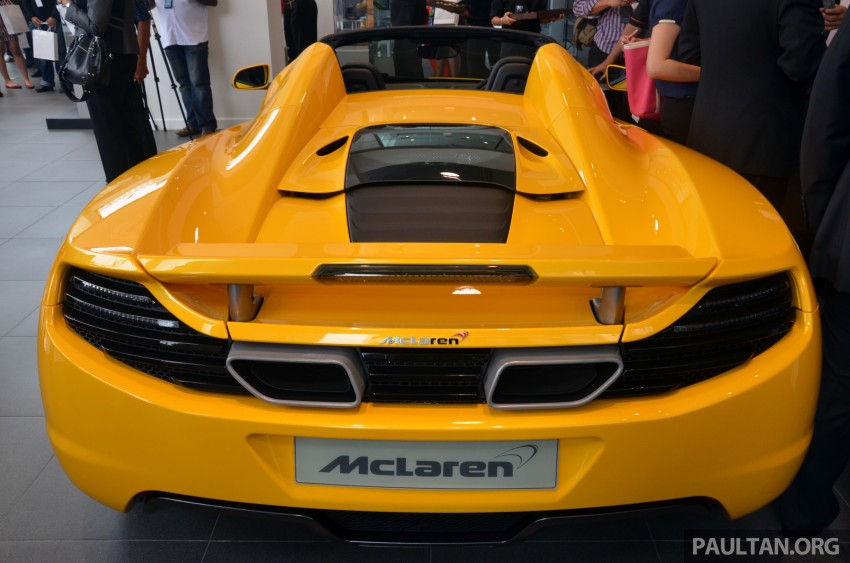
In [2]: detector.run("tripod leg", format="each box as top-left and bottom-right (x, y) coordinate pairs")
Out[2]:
(150, 16), (192, 138)
(140, 82), (159, 131)
(147, 47), (167, 131)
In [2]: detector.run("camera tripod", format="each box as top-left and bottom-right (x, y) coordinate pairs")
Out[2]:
(140, 10), (193, 140)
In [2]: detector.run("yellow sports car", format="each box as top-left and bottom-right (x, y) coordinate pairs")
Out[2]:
(39, 26), (819, 542)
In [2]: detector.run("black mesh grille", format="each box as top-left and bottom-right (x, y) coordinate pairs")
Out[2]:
(62, 269), (795, 403)
(347, 183), (514, 243)
(62, 268), (244, 394)
(607, 273), (795, 398)
(361, 348), (491, 403)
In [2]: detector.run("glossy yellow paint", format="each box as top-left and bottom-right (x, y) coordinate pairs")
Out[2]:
(39, 35), (821, 519)
(40, 303), (819, 517)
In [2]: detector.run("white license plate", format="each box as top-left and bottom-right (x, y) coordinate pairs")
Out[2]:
(295, 438), (558, 489)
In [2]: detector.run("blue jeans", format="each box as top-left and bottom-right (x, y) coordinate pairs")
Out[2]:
(164, 42), (217, 132)
(28, 21), (67, 88)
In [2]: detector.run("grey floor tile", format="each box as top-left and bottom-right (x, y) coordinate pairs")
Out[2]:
(0, 160), (44, 183)
(15, 204), (87, 239)
(0, 129), (44, 144)
(433, 541), (661, 562)
(0, 207), (53, 238)
(654, 540), (690, 563)
(0, 113), (48, 131)
(203, 542), (430, 563)
(22, 130), (102, 146)
(646, 502), (782, 542)
(15, 182), (103, 239)
(834, 461), (850, 504)
(0, 281), (45, 336)
(0, 417), (52, 520)
(18, 159), (106, 183)
(0, 459), (218, 541)
(210, 512), (338, 542)
(0, 337), (43, 417)
(0, 540), (208, 563)
(0, 181), (94, 207)
(0, 239), (62, 281)
(528, 514), (652, 542)
(824, 499), (850, 536)
(0, 142), (79, 163)
(7, 309), (39, 338)
(56, 141), (102, 162)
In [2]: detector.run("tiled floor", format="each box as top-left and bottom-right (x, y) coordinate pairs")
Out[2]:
(2, 69), (850, 563)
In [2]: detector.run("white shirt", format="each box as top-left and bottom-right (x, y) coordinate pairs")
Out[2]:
(154, 0), (209, 48)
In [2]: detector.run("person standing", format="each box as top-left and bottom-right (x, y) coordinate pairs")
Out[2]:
(389, 0), (427, 78)
(60, 0), (157, 183)
(779, 15), (850, 537)
(678, 0), (824, 216)
(490, 0), (547, 34)
(571, 0), (632, 77)
(571, 0), (633, 120)
(390, 0), (427, 26)
(152, 0), (218, 137)
(464, 0), (496, 77)
(0, 0), (34, 90)
(641, 0), (699, 143)
(133, 0), (157, 159)
(20, 0), (67, 92)
(282, 0), (316, 63)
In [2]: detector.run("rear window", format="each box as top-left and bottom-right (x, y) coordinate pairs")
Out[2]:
(345, 125), (516, 189)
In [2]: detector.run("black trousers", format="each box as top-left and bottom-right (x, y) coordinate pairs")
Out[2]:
(86, 54), (157, 183)
(284, 0), (318, 62)
(659, 96), (694, 145)
(741, 174), (789, 219)
(780, 287), (850, 532)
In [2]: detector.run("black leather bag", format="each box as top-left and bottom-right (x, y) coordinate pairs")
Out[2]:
(60, 33), (112, 102)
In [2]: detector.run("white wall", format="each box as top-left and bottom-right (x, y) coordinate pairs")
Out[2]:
(318, 1), (334, 38)
(139, 0), (286, 131)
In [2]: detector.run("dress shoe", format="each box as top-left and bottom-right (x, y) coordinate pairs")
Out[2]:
(175, 126), (199, 137)
(35, 85), (53, 93)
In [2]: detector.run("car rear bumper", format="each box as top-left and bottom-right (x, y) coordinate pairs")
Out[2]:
(141, 492), (717, 544)
(39, 305), (820, 521)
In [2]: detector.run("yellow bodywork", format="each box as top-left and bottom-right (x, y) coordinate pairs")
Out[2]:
(39, 40), (820, 519)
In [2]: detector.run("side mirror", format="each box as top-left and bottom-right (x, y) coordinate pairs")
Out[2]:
(232, 64), (271, 90)
(605, 64), (627, 91)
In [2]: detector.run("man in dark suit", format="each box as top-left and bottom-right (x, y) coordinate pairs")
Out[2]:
(679, 0), (825, 217)
(389, 0), (427, 78)
(779, 15), (850, 536)
(390, 0), (427, 26)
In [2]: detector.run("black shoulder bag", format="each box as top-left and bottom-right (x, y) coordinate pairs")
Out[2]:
(60, 33), (112, 102)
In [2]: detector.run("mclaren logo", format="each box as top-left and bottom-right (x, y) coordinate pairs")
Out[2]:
(319, 444), (540, 479)
(380, 331), (469, 346)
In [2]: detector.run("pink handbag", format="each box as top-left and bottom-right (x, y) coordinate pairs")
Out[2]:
(623, 40), (662, 120)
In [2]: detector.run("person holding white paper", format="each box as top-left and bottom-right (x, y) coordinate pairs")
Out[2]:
(20, 0), (67, 92)
(0, 0), (34, 90)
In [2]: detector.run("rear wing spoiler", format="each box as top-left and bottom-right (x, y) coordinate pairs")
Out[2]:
(137, 243), (717, 324)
